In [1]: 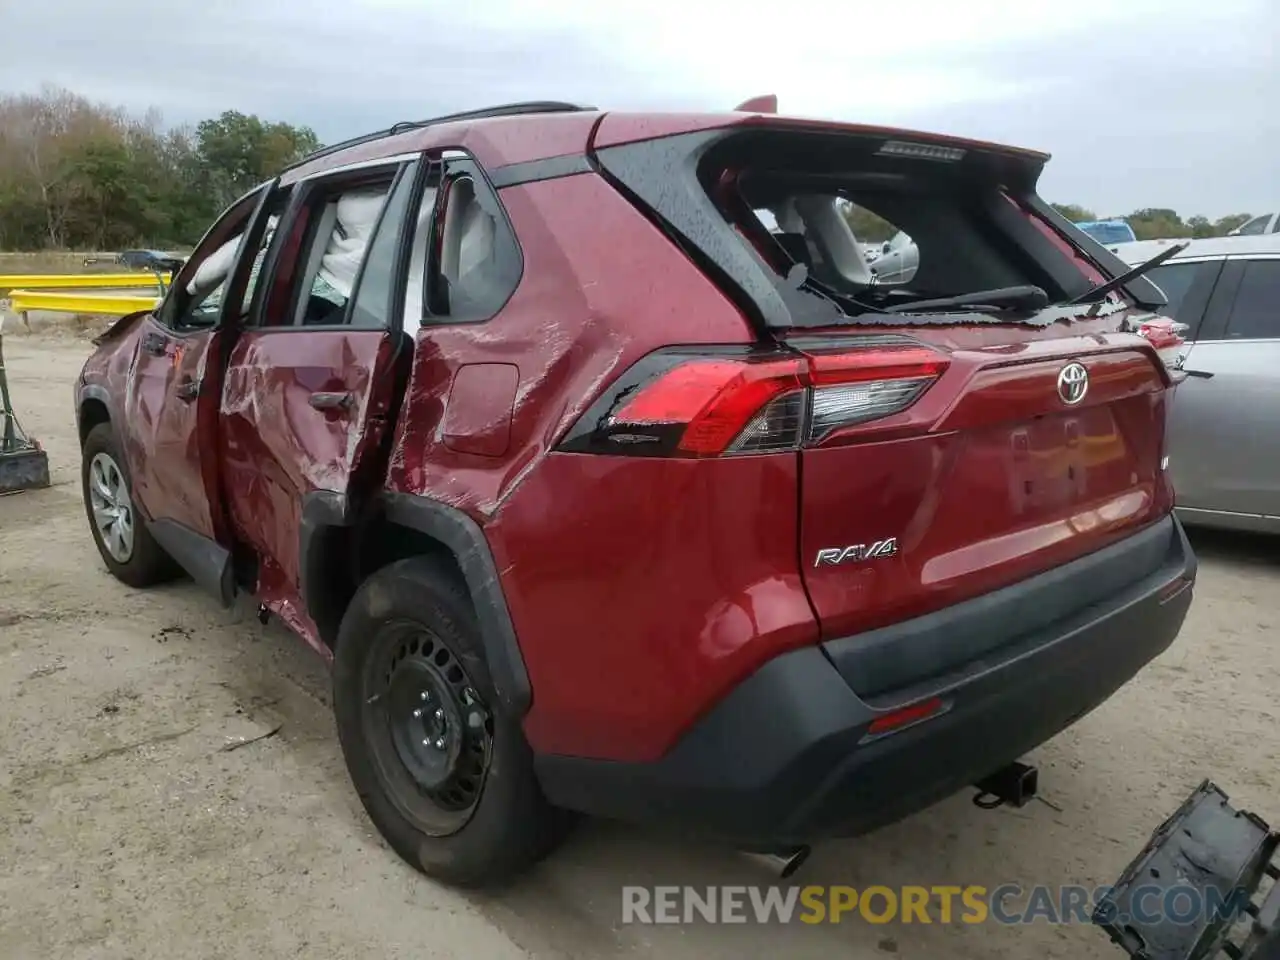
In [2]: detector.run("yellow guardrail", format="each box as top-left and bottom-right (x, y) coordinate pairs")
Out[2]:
(6, 290), (160, 317)
(0, 273), (167, 291)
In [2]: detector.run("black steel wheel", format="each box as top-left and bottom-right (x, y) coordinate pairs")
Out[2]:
(363, 621), (493, 836)
(333, 556), (572, 887)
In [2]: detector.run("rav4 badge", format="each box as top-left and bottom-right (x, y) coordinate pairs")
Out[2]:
(814, 539), (899, 567)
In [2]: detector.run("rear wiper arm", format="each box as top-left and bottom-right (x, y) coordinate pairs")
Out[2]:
(885, 284), (1050, 314)
(1063, 241), (1189, 306)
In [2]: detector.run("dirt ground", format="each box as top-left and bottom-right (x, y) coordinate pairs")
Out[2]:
(2, 330), (1277, 960)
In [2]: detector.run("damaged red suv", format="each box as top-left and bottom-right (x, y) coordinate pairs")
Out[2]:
(75, 99), (1197, 886)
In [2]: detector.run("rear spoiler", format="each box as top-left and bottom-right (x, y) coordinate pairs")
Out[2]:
(734, 94), (778, 113)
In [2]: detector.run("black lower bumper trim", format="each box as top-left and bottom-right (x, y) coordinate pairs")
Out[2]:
(823, 517), (1179, 698)
(534, 517), (1197, 845)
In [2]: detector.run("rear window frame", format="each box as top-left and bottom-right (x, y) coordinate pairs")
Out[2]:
(594, 124), (1162, 333)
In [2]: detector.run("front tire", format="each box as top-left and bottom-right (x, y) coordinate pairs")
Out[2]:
(80, 423), (177, 588)
(333, 556), (570, 887)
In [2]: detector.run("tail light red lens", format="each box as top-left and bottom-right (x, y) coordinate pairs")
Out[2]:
(804, 345), (948, 444)
(805, 346), (948, 385)
(612, 358), (804, 455)
(558, 341), (950, 458)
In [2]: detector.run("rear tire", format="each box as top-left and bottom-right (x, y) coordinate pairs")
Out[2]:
(80, 423), (178, 588)
(333, 556), (571, 888)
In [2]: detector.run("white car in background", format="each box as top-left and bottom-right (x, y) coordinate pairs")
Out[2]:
(1229, 212), (1278, 236)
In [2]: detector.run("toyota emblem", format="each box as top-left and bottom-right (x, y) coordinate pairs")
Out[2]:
(1057, 362), (1089, 405)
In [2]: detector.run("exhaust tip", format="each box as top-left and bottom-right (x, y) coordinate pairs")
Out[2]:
(741, 846), (811, 879)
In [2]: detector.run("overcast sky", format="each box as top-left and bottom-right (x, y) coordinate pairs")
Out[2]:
(1, 0), (1274, 218)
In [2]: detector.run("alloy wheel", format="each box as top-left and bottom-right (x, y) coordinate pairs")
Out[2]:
(88, 452), (135, 563)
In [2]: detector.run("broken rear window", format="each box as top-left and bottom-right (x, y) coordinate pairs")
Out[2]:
(594, 123), (1156, 328)
(709, 132), (1079, 318)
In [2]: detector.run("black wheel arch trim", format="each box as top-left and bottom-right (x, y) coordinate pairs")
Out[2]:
(379, 492), (532, 716)
(76, 384), (114, 440)
(299, 490), (353, 646)
(300, 490), (532, 716)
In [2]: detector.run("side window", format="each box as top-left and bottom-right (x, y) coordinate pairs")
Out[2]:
(217, 194), (291, 327)
(1145, 263), (1199, 319)
(1224, 261), (1280, 340)
(293, 186), (391, 326)
(422, 156), (521, 325)
(262, 167), (402, 329)
(157, 187), (265, 332)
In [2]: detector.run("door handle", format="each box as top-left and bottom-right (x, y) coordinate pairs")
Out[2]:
(1182, 369), (1214, 379)
(141, 332), (168, 356)
(175, 378), (201, 402)
(309, 391), (352, 411)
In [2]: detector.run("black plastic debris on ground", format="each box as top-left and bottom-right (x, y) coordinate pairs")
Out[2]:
(1095, 779), (1280, 960)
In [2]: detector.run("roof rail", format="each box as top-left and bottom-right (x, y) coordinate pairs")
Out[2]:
(284, 101), (596, 172)
(285, 129), (404, 170)
(389, 100), (595, 134)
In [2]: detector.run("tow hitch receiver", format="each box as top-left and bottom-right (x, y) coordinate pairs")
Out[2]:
(973, 761), (1038, 810)
(1094, 779), (1280, 960)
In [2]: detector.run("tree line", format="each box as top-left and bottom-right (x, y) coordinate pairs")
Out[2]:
(845, 203), (1254, 247)
(0, 86), (319, 251)
(1047, 204), (1253, 241)
(0, 86), (1262, 252)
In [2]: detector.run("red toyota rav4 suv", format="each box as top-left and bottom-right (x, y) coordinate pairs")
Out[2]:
(75, 100), (1196, 887)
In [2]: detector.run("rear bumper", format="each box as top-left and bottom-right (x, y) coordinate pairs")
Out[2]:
(535, 515), (1197, 845)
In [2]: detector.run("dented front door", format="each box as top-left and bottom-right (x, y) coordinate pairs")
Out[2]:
(121, 182), (278, 551)
(121, 319), (223, 539)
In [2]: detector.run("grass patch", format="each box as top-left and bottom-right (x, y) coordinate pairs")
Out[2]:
(0, 250), (190, 277)
(0, 252), (123, 275)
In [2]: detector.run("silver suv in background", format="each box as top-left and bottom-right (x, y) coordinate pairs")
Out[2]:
(1127, 234), (1280, 532)
(867, 230), (919, 284)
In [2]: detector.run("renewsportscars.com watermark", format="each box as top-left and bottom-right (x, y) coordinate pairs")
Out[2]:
(621, 883), (1251, 926)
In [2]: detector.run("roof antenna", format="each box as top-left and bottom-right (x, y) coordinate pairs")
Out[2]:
(734, 94), (777, 113)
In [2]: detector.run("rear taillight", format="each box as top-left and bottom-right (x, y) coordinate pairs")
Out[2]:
(557, 340), (949, 458)
(1135, 317), (1188, 369)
